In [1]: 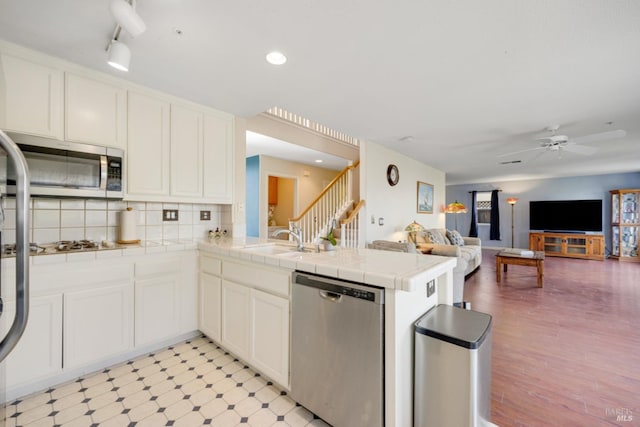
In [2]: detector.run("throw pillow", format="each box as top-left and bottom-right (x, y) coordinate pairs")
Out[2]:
(425, 230), (445, 245)
(446, 229), (465, 246)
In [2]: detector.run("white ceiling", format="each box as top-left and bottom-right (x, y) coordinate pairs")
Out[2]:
(245, 131), (348, 171)
(1, 0), (639, 185)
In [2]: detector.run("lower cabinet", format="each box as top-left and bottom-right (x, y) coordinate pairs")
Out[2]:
(221, 280), (252, 360)
(199, 255), (291, 388)
(3, 294), (63, 389)
(199, 272), (222, 341)
(134, 258), (181, 347)
(64, 282), (134, 370)
(250, 288), (290, 386)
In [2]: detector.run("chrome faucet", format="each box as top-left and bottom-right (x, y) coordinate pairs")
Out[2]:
(272, 225), (305, 251)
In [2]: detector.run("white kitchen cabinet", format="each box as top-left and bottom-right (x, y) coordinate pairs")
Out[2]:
(64, 282), (134, 370)
(134, 272), (180, 347)
(221, 279), (251, 360)
(203, 112), (234, 203)
(127, 91), (171, 197)
(3, 294), (63, 389)
(250, 288), (290, 386)
(65, 72), (126, 148)
(199, 272), (222, 341)
(0, 52), (63, 138)
(170, 104), (203, 198)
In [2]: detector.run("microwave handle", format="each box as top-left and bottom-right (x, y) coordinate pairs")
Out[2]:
(0, 129), (31, 363)
(100, 155), (107, 191)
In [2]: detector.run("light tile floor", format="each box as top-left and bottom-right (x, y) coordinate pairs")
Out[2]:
(5, 335), (330, 427)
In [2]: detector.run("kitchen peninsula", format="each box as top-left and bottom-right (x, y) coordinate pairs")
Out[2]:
(198, 238), (457, 427)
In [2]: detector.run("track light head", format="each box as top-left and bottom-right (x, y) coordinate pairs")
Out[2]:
(107, 40), (131, 71)
(110, 0), (146, 38)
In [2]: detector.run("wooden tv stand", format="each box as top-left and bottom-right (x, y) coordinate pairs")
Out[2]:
(529, 232), (604, 261)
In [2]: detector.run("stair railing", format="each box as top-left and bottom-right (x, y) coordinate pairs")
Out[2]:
(340, 200), (365, 248)
(289, 161), (360, 245)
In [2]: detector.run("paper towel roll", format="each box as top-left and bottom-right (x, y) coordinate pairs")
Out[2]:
(118, 207), (138, 243)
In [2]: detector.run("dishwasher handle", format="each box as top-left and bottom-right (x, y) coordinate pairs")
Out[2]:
(319, 290), (342, 302)
(293, 272), (384, 304)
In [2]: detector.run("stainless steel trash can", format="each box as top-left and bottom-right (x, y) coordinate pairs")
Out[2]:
(414, 304), (492, 427)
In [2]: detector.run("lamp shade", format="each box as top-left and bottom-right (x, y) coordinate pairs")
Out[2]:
(107, 41), (131, 71)
(404, 221), (425, 233)
(507, 197), (519, 205)
(444, 201), (467, 213)
(110, 0), (146, 38)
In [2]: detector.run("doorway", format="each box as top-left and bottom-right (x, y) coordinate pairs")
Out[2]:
(268, 175), (295, 239)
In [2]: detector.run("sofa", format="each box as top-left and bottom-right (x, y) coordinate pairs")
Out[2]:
(368, 229), (481, 304)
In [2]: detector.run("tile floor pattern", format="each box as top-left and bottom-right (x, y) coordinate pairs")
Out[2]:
(5, 336), (330, 427)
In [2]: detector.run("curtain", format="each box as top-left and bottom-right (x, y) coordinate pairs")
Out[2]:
(490, 189), (501, 240)
(469, 191), (478, 237)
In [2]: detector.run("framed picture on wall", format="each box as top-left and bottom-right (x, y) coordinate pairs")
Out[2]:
(417, 181), (434, 214)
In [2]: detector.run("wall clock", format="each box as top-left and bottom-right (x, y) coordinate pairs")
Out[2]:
(387, 164), (399, 186)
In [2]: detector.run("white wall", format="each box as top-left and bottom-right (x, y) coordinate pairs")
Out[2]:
(362, 141), (446, 243)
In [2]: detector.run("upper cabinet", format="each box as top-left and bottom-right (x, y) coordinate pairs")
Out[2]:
(65, 73), (127, 149)
(203, 112), (234, 203)
(127, 91), (171, 197)
(1, 42), (234, 204)
(0, 52), (63, 139)
(171, 104), (203, 198)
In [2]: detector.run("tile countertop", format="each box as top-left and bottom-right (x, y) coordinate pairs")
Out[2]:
(198, 238), (457, 292)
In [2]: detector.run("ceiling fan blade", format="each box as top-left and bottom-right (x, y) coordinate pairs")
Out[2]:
(498, 146), (545, 158)
(570, 129), (626, 145)
(561, 143), (598, 155)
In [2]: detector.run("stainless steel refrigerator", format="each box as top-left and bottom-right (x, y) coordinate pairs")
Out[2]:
(0, 130), (31, 427)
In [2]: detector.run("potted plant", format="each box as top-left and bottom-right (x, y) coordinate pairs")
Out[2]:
(320, 226), (337, 251)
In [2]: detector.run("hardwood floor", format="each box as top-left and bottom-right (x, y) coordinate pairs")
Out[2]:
(464, 249), (640, 427)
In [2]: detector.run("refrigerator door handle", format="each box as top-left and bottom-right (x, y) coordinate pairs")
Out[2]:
(0, 129), (31, 363)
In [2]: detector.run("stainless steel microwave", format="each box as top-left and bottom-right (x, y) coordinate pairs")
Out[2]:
(4, 132), (124, 199)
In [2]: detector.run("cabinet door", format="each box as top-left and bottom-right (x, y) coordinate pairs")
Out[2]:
(3, 294), (63, 388)
(135, 275), (180, 347)
(588, 236), (604, 257)
(250, 289), (290, 387)
(170, 104), (203, 197)
(65, 73), (126, 148)
(127, 91), (170, 197)
(221, 280), (251, 360)
(203, 113), (233, 203)
(64, 282), (133, 369)
(0, 53), (63, 138)
(199, 273), (221, 341)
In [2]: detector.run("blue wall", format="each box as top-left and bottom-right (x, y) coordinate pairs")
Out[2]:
(446, 172), (640, 252)
(245, 156), (260, 237)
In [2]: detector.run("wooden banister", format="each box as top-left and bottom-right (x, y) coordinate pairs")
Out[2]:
(289, 160), (360, 223)
(341, 200), (365, 225)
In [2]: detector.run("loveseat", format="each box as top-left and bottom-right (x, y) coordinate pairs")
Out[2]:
(368, 229), (481, 304)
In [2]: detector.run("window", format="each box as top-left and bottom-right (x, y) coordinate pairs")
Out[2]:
(477, 192), (492, 225)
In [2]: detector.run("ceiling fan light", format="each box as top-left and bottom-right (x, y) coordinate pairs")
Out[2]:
(107, 40), (131, 71)
(110, 0), (146, 38)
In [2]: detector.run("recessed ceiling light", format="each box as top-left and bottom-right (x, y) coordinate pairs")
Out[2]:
(315, 159), (323, 163)
(266, 51), (287, 65)
(398, 136), (415, 143)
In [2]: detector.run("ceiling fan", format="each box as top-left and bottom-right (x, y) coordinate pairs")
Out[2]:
(499, 125), (627, 160)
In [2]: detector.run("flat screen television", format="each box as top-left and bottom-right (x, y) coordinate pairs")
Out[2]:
(529, 199), (603, 233)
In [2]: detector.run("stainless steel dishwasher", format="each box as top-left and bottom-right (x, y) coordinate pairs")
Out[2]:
(291, 271), (384, 427)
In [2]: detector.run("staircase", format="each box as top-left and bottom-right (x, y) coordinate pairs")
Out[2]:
(288, 161), (364, 248)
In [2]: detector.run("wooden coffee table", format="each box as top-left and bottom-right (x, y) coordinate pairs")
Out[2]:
(496, 250), (545, 288)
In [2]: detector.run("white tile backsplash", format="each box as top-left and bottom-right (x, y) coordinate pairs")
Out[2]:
(5, 198), (225, 245)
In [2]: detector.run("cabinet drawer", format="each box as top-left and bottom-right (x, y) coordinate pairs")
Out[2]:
(135, 257), (180, 277)
(200, 255), (222, 276)
(223, 260), (290, 297)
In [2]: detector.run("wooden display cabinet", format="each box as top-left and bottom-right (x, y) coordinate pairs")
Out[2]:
(610, 189), (640, 262)
(529, 232), (604, 261)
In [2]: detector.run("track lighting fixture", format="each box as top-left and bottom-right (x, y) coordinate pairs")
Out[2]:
(110, 0), (146, 38)
(106, 0), (145, 72)
(107, 40), (131, 72)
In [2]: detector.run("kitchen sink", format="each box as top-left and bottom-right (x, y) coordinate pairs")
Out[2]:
(243, 244), (313, 255)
